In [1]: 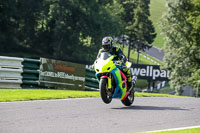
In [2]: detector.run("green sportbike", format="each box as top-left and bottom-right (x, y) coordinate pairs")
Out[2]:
(94, 52), (137, 106)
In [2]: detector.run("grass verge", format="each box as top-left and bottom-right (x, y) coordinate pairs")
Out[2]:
(0, 89), (100, 102)
(0, 89), (181, 102)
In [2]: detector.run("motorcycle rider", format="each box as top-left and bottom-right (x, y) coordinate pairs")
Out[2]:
(96, 36), (136, 88)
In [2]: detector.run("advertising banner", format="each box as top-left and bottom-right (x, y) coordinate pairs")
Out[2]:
(131, 64), (170, 81)
(39, 58), (85, 90)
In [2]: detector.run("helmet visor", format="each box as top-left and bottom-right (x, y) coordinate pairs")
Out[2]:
(102, 44), (110, 50)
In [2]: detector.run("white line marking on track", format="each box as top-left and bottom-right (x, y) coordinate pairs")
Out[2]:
(0, 97), (100, 103)
(145, 125), (200, 133)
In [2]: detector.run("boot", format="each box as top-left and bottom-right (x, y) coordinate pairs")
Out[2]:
(132, 75), (137, 87)
(127, 75), (137, 92)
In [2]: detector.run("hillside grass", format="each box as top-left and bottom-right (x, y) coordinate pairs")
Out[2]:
(117, 44), (157, 65)
(141, 52), (163, 65)
(150, 0), (167, 48)
(0, 89), (181, 102)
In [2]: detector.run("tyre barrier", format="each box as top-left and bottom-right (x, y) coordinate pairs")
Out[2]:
(85, 68), (99, 91)
(21, 58), (40, 88)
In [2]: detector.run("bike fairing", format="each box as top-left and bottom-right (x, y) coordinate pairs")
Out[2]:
(94, 52), (129, 100)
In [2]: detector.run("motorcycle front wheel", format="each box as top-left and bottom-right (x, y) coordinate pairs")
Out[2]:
(121, 92), (134, 106)
(99, 78), (112, 104)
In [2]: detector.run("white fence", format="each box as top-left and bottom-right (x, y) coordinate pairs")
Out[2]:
(0, 56), (24, 88)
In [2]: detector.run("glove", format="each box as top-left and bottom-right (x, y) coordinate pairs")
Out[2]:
(115, 61), (122, 66)
(91, 64), (95, 70)
(121, 55), (127, 65)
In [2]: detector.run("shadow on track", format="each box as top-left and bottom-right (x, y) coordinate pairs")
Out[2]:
(111, 105), (189, 111)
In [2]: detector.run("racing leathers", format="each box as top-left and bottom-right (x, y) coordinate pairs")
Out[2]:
(96, 45), (133, 88)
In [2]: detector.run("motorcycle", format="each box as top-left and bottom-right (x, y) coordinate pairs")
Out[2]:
(94, 52), (137, 106)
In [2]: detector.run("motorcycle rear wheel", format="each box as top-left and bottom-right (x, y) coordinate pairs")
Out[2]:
(121, 92), (134, 106)
(99, 78), (112, 104)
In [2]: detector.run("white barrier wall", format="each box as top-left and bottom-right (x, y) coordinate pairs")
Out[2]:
(0, 56), (24, 88)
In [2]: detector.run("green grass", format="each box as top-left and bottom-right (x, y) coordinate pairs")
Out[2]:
(150, 0), (167, 48)
(0, 89), (100, 102)
(159, 83), (176, 94)
(0, 89), (181, 102)
(117, 44), (156, 65)
(135, 79), (148, 89)
(129, 51), (155, 65)
(135, 92), (179, 98)
(146, 127), (200, 133)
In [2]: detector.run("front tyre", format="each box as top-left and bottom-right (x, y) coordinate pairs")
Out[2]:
(99, 78), (112, 104)
(121, 92), (134, 106)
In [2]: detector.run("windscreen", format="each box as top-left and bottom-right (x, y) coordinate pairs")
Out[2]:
(99, 52), (112, 60)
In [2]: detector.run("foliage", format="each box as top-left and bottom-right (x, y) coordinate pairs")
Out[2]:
(161, 0), (200, 95)
(119, 0), (156, 51)
(117, 0), (156, 62)
(0, 0), (156, 64)
(0, 0), (122, 64)
(132, 0), (156, 50)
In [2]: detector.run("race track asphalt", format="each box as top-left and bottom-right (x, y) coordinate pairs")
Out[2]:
(0, 97), (200, 133)
(144, 46), (164, 61)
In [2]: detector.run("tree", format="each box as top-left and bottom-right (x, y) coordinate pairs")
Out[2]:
(0, 0), (123, 64)
(118, 0), (136, 61)
(46, 0), (122, 63)
(161, 0), (200, 95)
(133, 0), (156, 50)
(133, 0), (156, 64)
(0, 0), (48, 56)
(0, 0), (20, 52)
(119, 0), (156, 61)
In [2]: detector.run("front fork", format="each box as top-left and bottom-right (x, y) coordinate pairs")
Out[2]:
(101, 76), (112, 96)
(101, 76), (112, 89)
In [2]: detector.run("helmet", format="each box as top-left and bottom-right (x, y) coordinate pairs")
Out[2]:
(102, 36), (113, 50)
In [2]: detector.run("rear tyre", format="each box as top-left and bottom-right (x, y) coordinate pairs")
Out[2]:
(99, 78), (112, 104)
(121, 92), (134, 106)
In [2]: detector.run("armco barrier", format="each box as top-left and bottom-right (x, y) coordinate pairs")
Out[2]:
(0, 56), (99, 90)
(0, 56), (23, 88)
(21, 58), (40, 88)
(22, 58), (99, 90)
(85, 68), (99, 91)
